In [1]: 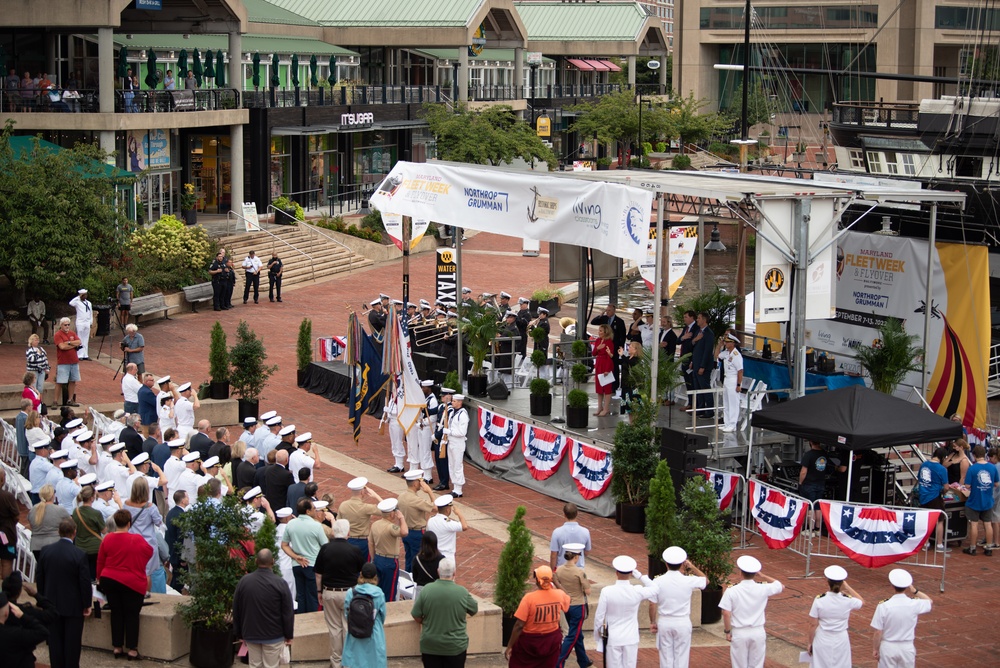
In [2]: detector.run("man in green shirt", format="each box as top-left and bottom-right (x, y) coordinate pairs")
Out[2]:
(281, 497), (328, 614)
(411, 558), (478, 666)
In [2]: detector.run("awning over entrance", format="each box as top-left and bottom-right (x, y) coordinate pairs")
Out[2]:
(567, 58), (594, 71)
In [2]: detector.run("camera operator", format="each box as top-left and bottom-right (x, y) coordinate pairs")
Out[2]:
(122, 323), (145, 375)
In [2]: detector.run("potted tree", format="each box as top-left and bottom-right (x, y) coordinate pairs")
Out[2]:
(852, 317), (920, 395)
(677, 477), (732, 624)
(529, 378), (552, 416)
(493, 506), (534, 646)
(645, 460), (681, 577)
(529, 288), (560, 317)
(228, 320), (277, 421)
(180, 182), (198, 226)
(443, 370), (460, 393)
(596, 156), (612, 171)
(459, 303), (499, 397)
(296, 317), (312, 387)
(566, 363), (590, 429)
(610, 418), (657, 534)
(208, 322), (229, 400)
(675, 287), (741, 342)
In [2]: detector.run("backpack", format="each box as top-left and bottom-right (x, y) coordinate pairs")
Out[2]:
(347, 587), (376, 639)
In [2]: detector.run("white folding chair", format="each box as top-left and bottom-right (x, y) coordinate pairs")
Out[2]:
(397, 569), (416, 601)
(739, 378), (768, 432)
(1, 460), (31, 507)
(16, 524), (36, 583)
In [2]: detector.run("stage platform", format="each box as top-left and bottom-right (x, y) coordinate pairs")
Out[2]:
(301, 360), (386, 414)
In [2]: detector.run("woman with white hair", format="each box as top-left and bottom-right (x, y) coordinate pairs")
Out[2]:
(122, 323), (145, 375)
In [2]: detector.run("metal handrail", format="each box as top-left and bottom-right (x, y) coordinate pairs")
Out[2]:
(227, 208), (316, 282)
(301, 221), (356, 273)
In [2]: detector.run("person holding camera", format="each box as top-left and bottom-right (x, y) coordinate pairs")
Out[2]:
(54, 317), (82, 407)
(122, 324), (145, 375)
(268, 252), (283, 303)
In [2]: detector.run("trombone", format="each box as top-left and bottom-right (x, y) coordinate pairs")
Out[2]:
(411, 320), (455, 345)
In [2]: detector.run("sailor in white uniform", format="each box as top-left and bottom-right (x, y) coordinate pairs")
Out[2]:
(717, 333), (744, 432)
(719, 555), (784, 668)
(105, 442), (135, 498)
(174, 382), (199, 440)
(383, 385), (408, 473)
(93, 480), (122, 520)
(256, 416), (282, 459)
(163, 438), (187, 508)
(647, 547), (707, 668)
(808, 565), (864, 668)
(413, 380), (438, 481)
(592, 555), (657, 668)
(274, 506), (298, 609)
(69, 289), (93, 359)
(870, 568), (932, 668)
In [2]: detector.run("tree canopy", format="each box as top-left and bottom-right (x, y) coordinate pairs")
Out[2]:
(568, 88), (671, 151)
(0, 124), (134, 300)
(664, 91), (734, 148)
(422, 103), (556, 170)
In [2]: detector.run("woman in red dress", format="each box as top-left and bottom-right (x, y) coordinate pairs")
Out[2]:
(593, 324), (615, 416)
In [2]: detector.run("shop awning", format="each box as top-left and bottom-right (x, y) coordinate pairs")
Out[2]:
(596, 59), (621, 71)
(586, 59), (611, 71)
(567, 58), (594, 71)
(271, 126), (331, 136)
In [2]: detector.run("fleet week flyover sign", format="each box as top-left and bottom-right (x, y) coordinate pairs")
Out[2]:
(370, 161), (654, 266)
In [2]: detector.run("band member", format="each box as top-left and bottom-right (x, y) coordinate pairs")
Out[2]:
(431, 388), (455, 491)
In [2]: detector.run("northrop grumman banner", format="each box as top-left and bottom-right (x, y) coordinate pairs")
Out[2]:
(370, 162), (654, 266)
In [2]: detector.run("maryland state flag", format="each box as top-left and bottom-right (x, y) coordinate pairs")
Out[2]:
(347, 313), (389, 442)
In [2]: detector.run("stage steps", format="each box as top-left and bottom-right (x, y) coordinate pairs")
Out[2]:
(215, 226), (373, 293)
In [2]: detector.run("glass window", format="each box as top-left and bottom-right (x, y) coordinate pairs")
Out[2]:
(901, 154), (916, 175)
(866, 151), (884, 174)
(849, 149), (864, 169)
(701, 5), (877, 29)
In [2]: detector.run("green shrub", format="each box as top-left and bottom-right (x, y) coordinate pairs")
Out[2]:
(630, 156), (652, 169)
(313, 216), (381, 242)
(493, 506), (534, 616)
(567, 389), (589, 409)
(641, 141), (653, 156)
(655, 141), (667, 153)
(645, 460), (681, 557)
(229, 320), (278, 402)
(671, 154), (692, 170)
(296, 318), (313, 371)
(529, 378), (551, 396)
(361, 208), (385, 233)
(596, 156), (612, 167)
(209, 322), (229, 382)
(272, 196), (304, 222)
(678, 477), (732, 589)
(571, 339), (588, 359)
(610, 419), (657, 505)
(443, 370), (460, 392)
(571, 362), (589, 386)
(531, 288), (558, 302)
(530, 349), (547, 370)
(118, 215), (216, 293)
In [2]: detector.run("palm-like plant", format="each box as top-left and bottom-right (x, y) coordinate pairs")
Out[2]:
(852, 317), (920, 395)
(675, 286), (741, 340)
(460, 303), (499, 377)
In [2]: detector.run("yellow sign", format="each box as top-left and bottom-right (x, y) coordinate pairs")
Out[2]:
(469, 23), (486, 57)
(764, 267), (785, 292)
(536, 116), (551, 137)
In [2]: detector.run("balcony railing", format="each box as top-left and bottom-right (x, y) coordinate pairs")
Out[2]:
(1, 87), (241, 113)
(831, 102), (920, 130)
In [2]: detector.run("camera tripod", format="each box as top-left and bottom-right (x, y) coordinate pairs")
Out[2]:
(96, 297), (129, 379)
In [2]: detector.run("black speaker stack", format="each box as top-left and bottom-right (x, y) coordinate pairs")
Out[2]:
(486, 380), (510, 400)
(659, 427), (709, 496)
(412, 351), (449, 385)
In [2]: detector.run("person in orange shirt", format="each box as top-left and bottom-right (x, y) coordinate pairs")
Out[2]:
(505, 565), (571, 667)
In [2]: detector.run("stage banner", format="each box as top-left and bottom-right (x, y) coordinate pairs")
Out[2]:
(370, 161), (654, 265)
(820, 501), (939, 568)
(522, 425), (572, 480)
(640, 221), (697, 298)
(695, 468), (739, 511)
(348, 329), (390, 443)
(804, 231), (989, 429)
(318, 336), (346, 361)
(478, 407), (522, 462)
(410, 218), (430, 249)
(748, 479), (808, 549)
(570, 441), (613, 499)
(436, 248), (458, 307)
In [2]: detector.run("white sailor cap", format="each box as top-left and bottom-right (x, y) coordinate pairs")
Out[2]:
(50, 449), (69, 460)
(203, 456), (220, 468)
(824, 565), (848, 582)
(131, 452), (150, 466)
(419, 299), (430, 307)
(347, 477), (368, 490)
(379, 293), (390, 300)
(313, 500), (329, 510)
(266, 416), (282, 427)
(295, 432), (312, 443)
(435, 309), (446, 317)
(65, 418), (84, 430)
(452, 394), (465, 401)
(612, 556), (637, 573)
(505, 311), (516, 318)
(888, 568), (912, 588)
(403, 470), (424, 480)
(420, 380), (434, 387)
(562, 542), (586, 554)
(182, 452), (201, 463)
(726, 333), (740, 343)
(662, 546), (687, 565)
(99, 434), (117, 446)
(168, 438), (185, 448)
(481, 292), (495, 298)
(156, 375), (171, 385)
(536, 307), (549, 315)
(242, 485), (263, 501)
(446, 310), (458, 318)
(440, 387), (456, 395)
(278, 425), (296, 436)
(30, 441), (51, 451)
(407, 302), (417, 309)
(95, 480), (115, 492)
(177, 382), (192, 392)
(78, 288), (88, 294)
(275, 507), (293, 519)
(109, 443), (126, 454)
(434, 494), (454, 507)
(113, 409), (126, 420)
(435, 299), (445, 306)
(243, 417), (258, 426)
(462, 287), (471, 294)
(377, 498), (398, 513)
(736, 555), (762, 574)
(518, 297), (529, 304)
(392, 299), (404, 306)
(74, 429), (94, 442)
(60, 459), (79, 470)
(260, 410), (278, 421)
(500, 291), (511, 299)
(78, 473), (97, 486)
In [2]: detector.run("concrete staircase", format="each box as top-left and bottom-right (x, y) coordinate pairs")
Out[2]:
(215, 225), (374, 292)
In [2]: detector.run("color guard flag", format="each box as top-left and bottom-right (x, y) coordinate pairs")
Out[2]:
(820, 501), (940, 568)
(748, 479), (808, 549)
(570, 441), (613, 499)
(318, 336), (346, 361)
(695, 468), (739, 511)
(478, 407), (522, 462)
(522, 425), (571, 480)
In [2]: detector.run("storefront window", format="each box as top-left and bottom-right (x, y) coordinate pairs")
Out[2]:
(308, 134), (339, 206)
(191, 135), (232, 214)
(270, 136), (291, 200)
(353, 136), (396, 188)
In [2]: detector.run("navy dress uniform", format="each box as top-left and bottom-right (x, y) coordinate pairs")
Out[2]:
(369, 498), (407, 603)
(431, 388), (454, 490)
(870, 568), (932, 668)
(719, 556), (784, 668)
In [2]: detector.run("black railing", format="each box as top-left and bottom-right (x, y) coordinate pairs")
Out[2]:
(831, 102), (920, 130)
(1, 87), (241, 113)
(2, 87), (99, 113)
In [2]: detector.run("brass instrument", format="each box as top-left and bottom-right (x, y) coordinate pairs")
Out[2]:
(411, 319), (455, 345)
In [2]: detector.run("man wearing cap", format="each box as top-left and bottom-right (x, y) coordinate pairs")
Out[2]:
(60, 418), (85, 453)
(370, 498), (408, 603)
(54, 317), (83, 407)
(431, 388), (454, 491)
(514, 297), (532, 359)
(69, 288), (93, 360)
(105, 442), (136, 499)
(338, 477), (383, 561)
(593, 556), (656, 668)
(445, 394), (470, 497)
(718, 333), (744, 432)
(241, 250), (262, 304)
(554, 543), (592, 668)
(426, 495), (468, 565)
(315, 519), (366, 668)
(276, 424), (297, 455)
(238, 417), (259, 449)
(174, 384), (200, 441)
(497, 311), (519, 384)
(163, 437), (187, 508)
(647, 547), (707, 668)
(383, 386), (408, 474)
(128, 453), (166, 504)
(28, 440), (56, 504)
(37, 518), (92, 668)
(870, 568), (932, 668)
(414, 382), (438, 483)
(257, 415), (283, 459)
(273, 507), (297, 607)
(506, 565), (570, 667)
(94, 481), (123, 521)
(241, 486), (274, 533)
(550, 502), (592, 571)
(534, 307), (551, 357)
(72, 429), (101, 479)
(719, 555), (783, 668)
(808, 565), (864, 668)
(46, 450), (70, 490)
(175, 452), (213, 507)
(368, 298), (387, 335)
(265, 450), (295, 512)
(290, 433), (320, 483)
(55, 460), (82, 511)
(282, 498), (329, 613)
(397, 471), (437, 572)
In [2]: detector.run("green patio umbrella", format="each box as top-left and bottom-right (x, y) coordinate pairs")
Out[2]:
(328, 55), (336, 84)
(204, 50), (215, 79)
(144, 49), (158, 88)
(117, 46), (129, 79)
(309, 54), (318, 88)
(192, 48), (203, 87)
(177, 49), (188, 77)
(291, 54), (299, 87)
(270, 53), (280, 87)
(252, 52), (261, 89)
(216, 50), (226, 87)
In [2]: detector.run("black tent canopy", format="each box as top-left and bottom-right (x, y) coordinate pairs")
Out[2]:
(750, 385), (962, 451)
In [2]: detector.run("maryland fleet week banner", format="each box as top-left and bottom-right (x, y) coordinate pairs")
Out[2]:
(804, 231), (989, 429)
(370, 161), (654, 265)
(640, 220), (697, 297)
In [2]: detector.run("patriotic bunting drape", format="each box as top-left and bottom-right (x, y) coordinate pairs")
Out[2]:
(570, 441), (613, 499)
(318, 336), (346, 361)
(695, 468), (739, 511)
(820, 501), (939, 568)
(478, 408), (522, 462)
(748, 479), (808, 549)
(522, 425), (572, 480)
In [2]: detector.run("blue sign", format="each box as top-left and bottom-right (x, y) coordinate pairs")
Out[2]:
(136, 0), (163, 10)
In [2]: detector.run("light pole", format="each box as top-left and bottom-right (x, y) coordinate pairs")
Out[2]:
(635, 59), (660, 167)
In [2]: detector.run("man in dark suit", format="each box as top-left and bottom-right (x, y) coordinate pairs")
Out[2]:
(237, 448), (260, 490)
(678, 310), (698, 406)
(590, 304), (627, 388)
(37, 518), (91, 668)
(118, 415), (144, 460)
(264, 450), (295, 512)
(689, 311), (716, 415)
(188, 420), (214, 460)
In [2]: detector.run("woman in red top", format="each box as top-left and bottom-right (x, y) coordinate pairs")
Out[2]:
(593, 324), (615, 417)
(21, 371), (41, 411)
(97, 509), (153, 660)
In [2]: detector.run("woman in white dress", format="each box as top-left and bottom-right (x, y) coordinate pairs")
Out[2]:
(808, 565), (864, 668)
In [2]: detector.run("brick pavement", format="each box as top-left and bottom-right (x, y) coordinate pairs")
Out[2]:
(3, 231), (996, 666)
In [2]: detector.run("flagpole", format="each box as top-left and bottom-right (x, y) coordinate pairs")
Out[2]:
(456, 227), (465, 389)
(402, 216), (411, 307)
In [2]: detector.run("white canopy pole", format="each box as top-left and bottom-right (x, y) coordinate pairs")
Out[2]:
(651, 194), (664, 404)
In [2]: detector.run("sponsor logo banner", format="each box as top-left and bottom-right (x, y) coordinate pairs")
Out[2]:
(820, 501), (939, 568)
(570, 441), (613, 499)
(522, 425), (572, 480)
(435, 248), (458, 307)
(748, 479), (808, 549)
(477, 407), (522, 462)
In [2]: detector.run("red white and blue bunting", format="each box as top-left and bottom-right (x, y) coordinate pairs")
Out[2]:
(695, 468), (739, 511)
(820, 501), (940, 568)
(748, 479), (808, 549)
(477, 407), (522, 462)
(522, 425), (572, 480)
(318, 336), (347, 361)
(569, 441), (613, 500)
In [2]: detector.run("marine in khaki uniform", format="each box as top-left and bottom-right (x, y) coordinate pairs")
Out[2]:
(337, 476), (382, 561)
(396, 470), (436, 572)
(369, 498), (408, 604)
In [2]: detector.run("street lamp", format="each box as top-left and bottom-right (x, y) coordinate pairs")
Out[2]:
(636, 59), (660, 167)
(704, 223), (727, 251)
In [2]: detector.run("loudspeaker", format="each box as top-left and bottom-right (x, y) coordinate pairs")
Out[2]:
(658, 427), (708, 460)
(95, 304), (112, 337)
(486, 380), (510, 400)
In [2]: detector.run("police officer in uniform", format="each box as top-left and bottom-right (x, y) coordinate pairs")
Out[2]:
(592, 555), (656, 668)
(267, 252), (283, 302)
(870, 568), (932, 668)
(719, 555), (784, 668)
(209, 251), (228, 311)
(432, 387), (454, 490)
(647, 547), (707, 668)
(337, 477), (382, 562)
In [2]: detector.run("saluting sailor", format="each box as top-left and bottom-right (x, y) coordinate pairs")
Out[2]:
(808, 565), (864, 668)
(718, 333), (744, 433)
(337, 477), (383, 562)
(719, 555), (783, 668)
(870, 568), (932, 668)
(413, 380), (438, 483)
(592, 555), (657, 668)
(647, 546), (707, 668)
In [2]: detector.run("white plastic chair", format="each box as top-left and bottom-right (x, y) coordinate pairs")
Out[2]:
(397, 569), (415, 600)
(739, 378), (768, 432)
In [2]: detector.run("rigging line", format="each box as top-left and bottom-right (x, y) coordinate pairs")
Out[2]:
(749, 15), (822, 140)
(842, 0), (908, 74)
